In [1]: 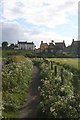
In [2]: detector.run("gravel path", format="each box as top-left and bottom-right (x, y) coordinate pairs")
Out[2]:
(19, 66), (41, 118)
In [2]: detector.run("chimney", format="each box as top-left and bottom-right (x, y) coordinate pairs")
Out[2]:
(72, 39), (74, 43)
(18, 40), (19, 44)
(41, 41), (43, 44)
(63, 40), (65, 43)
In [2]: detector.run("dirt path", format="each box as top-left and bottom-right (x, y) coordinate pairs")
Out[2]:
(19, 66), (41, 118)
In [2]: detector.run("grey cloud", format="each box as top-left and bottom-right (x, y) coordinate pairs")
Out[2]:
(11, 1), (25, 15)
(0, 22), (41, 47)
(1, 23), (28, 45)
(16, 2), (25, 7)
(12, 8), (23, 14)
(58, 1), (75, 11)
(29, 29), (41, 35)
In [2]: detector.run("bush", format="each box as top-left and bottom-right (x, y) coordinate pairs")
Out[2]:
(2, 55), (33, 118)
(38, 61), (80, 118)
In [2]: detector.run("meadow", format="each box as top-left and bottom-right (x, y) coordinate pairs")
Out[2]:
(47, 58), (80, 70)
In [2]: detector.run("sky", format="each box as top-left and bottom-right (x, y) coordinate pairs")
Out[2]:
(0, 0), (79, 48)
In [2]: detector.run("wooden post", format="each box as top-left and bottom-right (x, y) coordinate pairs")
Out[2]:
(72, 74), (80, 95)
(51, 61), (53, 70)
(54, 65), (57, 76)
(60, 68), (64, 85)
(43, 57), (45, 61)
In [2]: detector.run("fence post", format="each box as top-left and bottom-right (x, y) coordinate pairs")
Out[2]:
(72, 74), (80, 96)
(51, 61), (53, 70)
(60, 68), (64, 84)
(72, 74), (80, 114)
(54, 65), (57, 76)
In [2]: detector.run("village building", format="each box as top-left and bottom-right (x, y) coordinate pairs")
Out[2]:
(55, 40), (66, 50)
(39, 40), (66, 53)
(65, 39), (80, 57)
(71, 39), (80, 49)
(2, 38), (80, 57)
(40, 41), (48, 51)
(48, 40), (55, 53)
(17, 41), (36, 50)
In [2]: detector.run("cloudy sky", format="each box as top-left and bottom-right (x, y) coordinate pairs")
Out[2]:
(0, 0), (79, 48)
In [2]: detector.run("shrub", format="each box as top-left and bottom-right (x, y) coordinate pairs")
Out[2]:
(38, 61), (80, 118)
(2, 55), (33, 118)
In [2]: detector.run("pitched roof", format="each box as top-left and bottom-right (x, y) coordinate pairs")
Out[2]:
(55, 42), (65, 46)
(44, 43), (48, 46)
(18, 41), (34, 44)
(18, 41), (27, 44)
(27, 42), (34, 44)
(71, 40), (80, 46)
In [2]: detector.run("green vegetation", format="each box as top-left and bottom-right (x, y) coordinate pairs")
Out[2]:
(2, 41), (8, 49)
(2, 49), (80, 118)
(36, 60), (80, 118)
(0, 92), (2, 118)
(0, 50), (2, 58)
(47, 58), (79, 69)
(2, 49), (34, 58)
(2, 55), (33, 118)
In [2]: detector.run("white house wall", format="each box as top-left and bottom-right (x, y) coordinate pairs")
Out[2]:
(27, 44), (35, 50)
(18, 44), (25, 49)
(18, 43), (35, 50)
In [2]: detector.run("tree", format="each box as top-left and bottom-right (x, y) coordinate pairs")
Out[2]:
(2, 41), (8, 48)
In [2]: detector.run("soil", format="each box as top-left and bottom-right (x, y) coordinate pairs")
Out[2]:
(19, 66), (41, 118)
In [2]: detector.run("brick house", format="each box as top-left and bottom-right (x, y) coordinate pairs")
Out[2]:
(40, 41), (48, 52)
(39, 40), (66, 53)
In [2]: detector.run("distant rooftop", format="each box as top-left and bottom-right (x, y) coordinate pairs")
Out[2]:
(18, 41), (34, 44)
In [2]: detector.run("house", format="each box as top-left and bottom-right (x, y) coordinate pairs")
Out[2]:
(39, 40), (66, 53)
(40, 41), (48, 51)
(18, 41), (36, 50)
(14, 44), (19, 50)
(69, 39), (80, 56)
(9, 44), (15, 49)
(71, 39), (80, 48)
(48, 40), (55, 53)
(63, 39), (80, 57)
(55, 40), (66, 50)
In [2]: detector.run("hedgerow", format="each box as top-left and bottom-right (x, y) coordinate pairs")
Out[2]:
(38, 60), (80, 118)
(2, 55), (33, 118)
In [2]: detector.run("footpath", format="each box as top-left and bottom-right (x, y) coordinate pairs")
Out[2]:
(19, 66), (41, 118)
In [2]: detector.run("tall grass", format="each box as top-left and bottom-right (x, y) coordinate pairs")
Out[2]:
(38, 61), (80, 118)
(2, 55), (33, 118)
(47, 58), (79, 70)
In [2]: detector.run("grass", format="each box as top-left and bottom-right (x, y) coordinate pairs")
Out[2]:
(39, 61), (80, 118)
(2, 112), (19, 118)
(2, 55), (33, 118)
(0, 91), (2, 119)
(47, 58), (80, 70)
(2, 49), (33, 58)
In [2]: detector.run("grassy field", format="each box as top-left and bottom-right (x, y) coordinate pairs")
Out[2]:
(2, 49), (35, 58)
(47, 58), (80, 70)
(2, 49), (28, 57)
